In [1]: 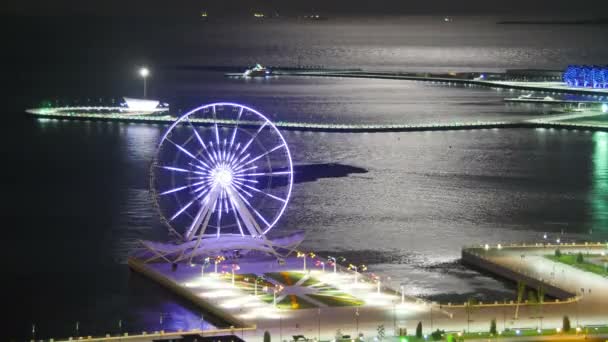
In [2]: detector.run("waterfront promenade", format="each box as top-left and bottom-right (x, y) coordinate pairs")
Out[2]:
(42, 242), (608, 342)
(119, 242), (607, 342)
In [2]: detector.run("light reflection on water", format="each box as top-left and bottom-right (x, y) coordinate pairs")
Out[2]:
(16, 86), (608, 340)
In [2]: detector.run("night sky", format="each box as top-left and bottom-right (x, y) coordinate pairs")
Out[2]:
(2, 0), (608, 16)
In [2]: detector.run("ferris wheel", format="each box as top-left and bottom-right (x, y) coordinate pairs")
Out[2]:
(151, 103), (293, 244)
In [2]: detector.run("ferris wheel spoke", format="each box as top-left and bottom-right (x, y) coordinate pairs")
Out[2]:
(214, 123), (221, 146)
(231, 200), (245, 236)
(233, 177), (258, 184)
(231, 180), (254, 197)
(160, 180), (204, 196)
(168, 183), (211, 220)
(232, 165), (258, 176)
(189, 162), (211, 173)
(185, 186), (221, 239)
(160, 166), (206, 176)
(227, 142), (241, 164)
(229, 107), (244, 148)
(240, 143), (286, 168)
(238, 182), (287, 203)
(166, 138), (208, 167)
(246, 170), (292, 177)
(227, 187), (264, 236)
(231, 153), (251, 170)
(235, 122), (268, 159)
(234, 189), (271, 228)
(216, 198), (223, 238)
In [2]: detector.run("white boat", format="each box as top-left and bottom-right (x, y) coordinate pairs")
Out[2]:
(243, 64), (271, 77)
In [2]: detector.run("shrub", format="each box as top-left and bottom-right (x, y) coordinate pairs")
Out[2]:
(563, 316), (571, 332)
(555, 249), (562, 257)
(264, 330), (271, 342)
(576, 252), (584, 263)
(490, 319), (497, 335)
(431, 329), (445, 341)
(416, 322), (423, 338)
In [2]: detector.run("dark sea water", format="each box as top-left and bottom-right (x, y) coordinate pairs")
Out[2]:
(4, 16), (608, 340)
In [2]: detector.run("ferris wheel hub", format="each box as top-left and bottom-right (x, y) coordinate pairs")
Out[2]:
(211, 166), (234, 188)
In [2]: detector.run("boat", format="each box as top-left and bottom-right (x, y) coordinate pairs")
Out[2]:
(243, 64), (271, 77)
(517, 94), (555, 101)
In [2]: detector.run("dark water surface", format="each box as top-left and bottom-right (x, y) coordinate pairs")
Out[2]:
(4, 16), (608, 340)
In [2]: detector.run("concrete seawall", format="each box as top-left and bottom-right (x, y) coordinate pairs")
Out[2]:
(461, 249), (576, 300)
(24, 110), (608, 133)
(128, 257), (249, 329)
(287, 72), (608, 97)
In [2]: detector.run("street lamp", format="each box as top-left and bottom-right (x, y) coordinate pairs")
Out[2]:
(297, 251), (307, 271)
(214, 255), (225, 274)
(316, 260), (325, 272)
(348, 264), (367, 284)
(273, 284), (284, 307)
(328, 256), (337, 273)
(254, 275), (265, 296)
(231, 263), (240, 286)
(139, 67), (149, 98)
(201, 257), (210, 278)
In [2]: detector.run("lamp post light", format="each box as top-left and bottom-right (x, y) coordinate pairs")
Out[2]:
(231, 264), (240, 287)
(139, 67), (149, 98)
(348, 264), (367, 284)
(297, 251), (307, 271)
(401, 284), (405, 304)
(315, 260), (325, 272)
(255, 275), (265, 297)
(202, 257), (210, 278)
(214, 255), (225, 274)
(273, 285), (283, 307)
(328, 256), (337, 273)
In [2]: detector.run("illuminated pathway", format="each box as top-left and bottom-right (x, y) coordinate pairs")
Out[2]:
(125, 245), (608, 342)
(25, 107), (608, 132)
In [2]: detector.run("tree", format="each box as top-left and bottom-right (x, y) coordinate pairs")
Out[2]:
(490, 319), (497, 335)
(514, 281), (526, 319)
(377, 325), (385, 340)
(555, 249), (562, 258)
(264, 330), (271, 342)
(576, 252), (584, 263)
(563, 316), (571, 332)
(416, 322), (423, 338)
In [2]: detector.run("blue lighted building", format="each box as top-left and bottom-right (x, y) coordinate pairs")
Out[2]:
(563, 65), (608, 88)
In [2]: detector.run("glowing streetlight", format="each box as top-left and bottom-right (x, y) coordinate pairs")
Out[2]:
(273, 285), (284, 307)
(348, 264), (367, 284)
(328, 256), (337, 273)
(139, 67), (149, 98)
(254, 275), (265, 297)
(214, 255), (225, 274)
(297, 251), (314, 271)
(201, 257), (210, 278)
(316, 260), (325, 272)
(231, 263), (240, 286)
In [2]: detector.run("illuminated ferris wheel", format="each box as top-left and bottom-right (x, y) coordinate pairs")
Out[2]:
(151, 103), (294, 244)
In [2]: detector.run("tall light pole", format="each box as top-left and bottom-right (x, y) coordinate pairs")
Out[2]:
(139, 67), (149, 98)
